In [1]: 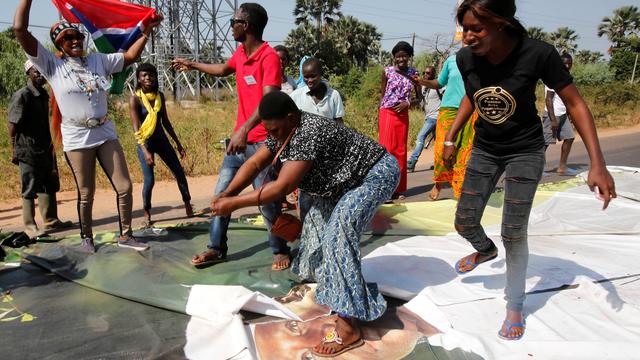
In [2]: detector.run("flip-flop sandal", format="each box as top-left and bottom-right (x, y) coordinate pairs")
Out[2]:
(455, 252), (497, 274)
(429, 186), (440, 201)
(192, 208), (210, 218)
(498, 317), (526, 340)
(191, 249), (226, 267)
(271, 253), (291, 271)
(310, 328), (365, 358)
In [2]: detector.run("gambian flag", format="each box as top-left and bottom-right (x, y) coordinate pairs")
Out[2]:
(50, 0), (159, 94)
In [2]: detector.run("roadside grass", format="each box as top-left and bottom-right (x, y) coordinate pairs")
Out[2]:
(0, 80), (638, 201)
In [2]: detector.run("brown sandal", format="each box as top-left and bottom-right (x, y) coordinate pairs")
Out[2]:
(271, 253), (291, 271)
(310, 327), (365, 357)
(191, 249), (226, 267)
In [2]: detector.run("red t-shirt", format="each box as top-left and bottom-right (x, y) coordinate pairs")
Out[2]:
(226, 42), (282, 143)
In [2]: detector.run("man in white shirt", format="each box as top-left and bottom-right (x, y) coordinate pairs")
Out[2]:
(542, 53), (576, 175)
(288, 57), (345, 221)
(289, 57), (344, 122)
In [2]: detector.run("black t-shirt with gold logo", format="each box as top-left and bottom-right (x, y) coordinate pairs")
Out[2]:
(457, 38), (573, 155)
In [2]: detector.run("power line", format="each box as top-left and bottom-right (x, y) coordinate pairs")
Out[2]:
(0, 20), (50, 29)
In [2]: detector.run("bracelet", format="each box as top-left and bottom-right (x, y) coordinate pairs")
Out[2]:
(141, 32), (150, 40)
(443, 141), (455, 147)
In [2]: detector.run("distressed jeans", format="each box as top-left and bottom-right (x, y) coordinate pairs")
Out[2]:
(455, 146), (545, 312)
(208, 143), (289, 256)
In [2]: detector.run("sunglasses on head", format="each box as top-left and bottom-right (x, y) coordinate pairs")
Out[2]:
(229, 18), (247, 27)
(62, 33), (85, 42)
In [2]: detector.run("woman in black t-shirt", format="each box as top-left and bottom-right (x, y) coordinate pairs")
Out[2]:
(443, 0), (616, 341)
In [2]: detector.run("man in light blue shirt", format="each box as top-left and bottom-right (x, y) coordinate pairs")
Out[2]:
(289, 57), (344, 122)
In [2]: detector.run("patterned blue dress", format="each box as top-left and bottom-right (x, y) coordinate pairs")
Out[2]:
(265, 112), (400, 321)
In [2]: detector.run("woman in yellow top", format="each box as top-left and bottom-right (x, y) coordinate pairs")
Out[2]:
(129, 63), (192, 226)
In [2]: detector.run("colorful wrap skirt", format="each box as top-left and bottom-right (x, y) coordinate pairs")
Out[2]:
(432, 107), (477, 199)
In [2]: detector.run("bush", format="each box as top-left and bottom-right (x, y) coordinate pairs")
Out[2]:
(609, 49), (638, 82)
(330, 67), (363, 99)
(572, 62), (614, 86)
(0, 29), (25, 101)
(593, 82), (640, 106)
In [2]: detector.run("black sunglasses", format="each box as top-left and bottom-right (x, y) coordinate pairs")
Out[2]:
(229, 18), (248, 27)
(62, 33), (85, 42)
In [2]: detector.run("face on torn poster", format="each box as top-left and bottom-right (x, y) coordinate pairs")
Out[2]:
(250, 284), (441, 360)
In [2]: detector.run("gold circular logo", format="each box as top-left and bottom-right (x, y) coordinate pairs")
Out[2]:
(473, 86), (516, 125)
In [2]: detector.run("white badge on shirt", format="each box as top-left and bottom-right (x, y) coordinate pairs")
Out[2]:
(244, 75), (257, 85)
(96, 76), (111, 91)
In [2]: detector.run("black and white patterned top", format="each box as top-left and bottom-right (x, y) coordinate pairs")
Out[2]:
(265, 112), (387, 199)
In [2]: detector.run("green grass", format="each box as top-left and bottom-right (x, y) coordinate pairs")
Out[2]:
(0, 79), (638, 201)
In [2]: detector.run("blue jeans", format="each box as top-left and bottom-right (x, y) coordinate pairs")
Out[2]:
(208, 143), (289, 255)
(408, 116), (437, 164)
(136, 140), (191, 211)
(454, 147), (545, 312)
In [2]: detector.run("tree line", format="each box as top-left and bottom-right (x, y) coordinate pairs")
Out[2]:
(285, 1), (640, 84)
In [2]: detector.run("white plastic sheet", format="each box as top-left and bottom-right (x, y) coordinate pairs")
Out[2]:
(184, 285), (301, 360)
(361, 167), (640, 359)
(416, 276), (640, 359)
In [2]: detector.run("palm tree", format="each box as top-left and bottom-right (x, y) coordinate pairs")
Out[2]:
(598, 5), (640, 50)
(293, 0), (343, 46)
(549, 27), (579, 55)
(575, 49), (604, 64)
(527, 26), (549, 42)
(330, 16), (381, 69)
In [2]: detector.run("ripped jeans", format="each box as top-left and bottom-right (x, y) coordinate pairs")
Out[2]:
(455, 146), (544, 312)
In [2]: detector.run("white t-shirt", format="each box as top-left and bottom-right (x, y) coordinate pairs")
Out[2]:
(27, 41), (125, 151)
(544, 85), (566, 116)
(289, 84), (345, 120)
(281, 75), (297, 94)
(421, 86), (443, 119)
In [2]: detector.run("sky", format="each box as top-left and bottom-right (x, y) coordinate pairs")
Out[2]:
(0, 0), (634, 56)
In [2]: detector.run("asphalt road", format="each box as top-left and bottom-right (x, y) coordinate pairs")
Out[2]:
(404, 125), (640, 202)
(1, 125), (638, 237)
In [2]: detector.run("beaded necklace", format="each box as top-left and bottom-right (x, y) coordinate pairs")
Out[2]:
(61, 56), (102, 106)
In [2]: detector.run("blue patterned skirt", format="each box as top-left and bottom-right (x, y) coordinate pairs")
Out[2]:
(291, 153), (400, 321)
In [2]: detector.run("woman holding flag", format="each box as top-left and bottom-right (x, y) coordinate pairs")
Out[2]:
(13, 0), (163, 253)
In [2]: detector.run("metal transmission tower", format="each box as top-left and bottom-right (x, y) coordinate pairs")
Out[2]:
(127, 0), (237, 100)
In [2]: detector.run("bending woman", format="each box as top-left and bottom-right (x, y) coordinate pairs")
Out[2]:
(209, 91), (400, 357)
(13, 0), (162, 252)
(379, 41), (421, 200)
(130, 63), (193, 227)
(447, 0), (616, 340)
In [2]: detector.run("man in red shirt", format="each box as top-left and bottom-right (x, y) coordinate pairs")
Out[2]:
(172, 3), (290, 270)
